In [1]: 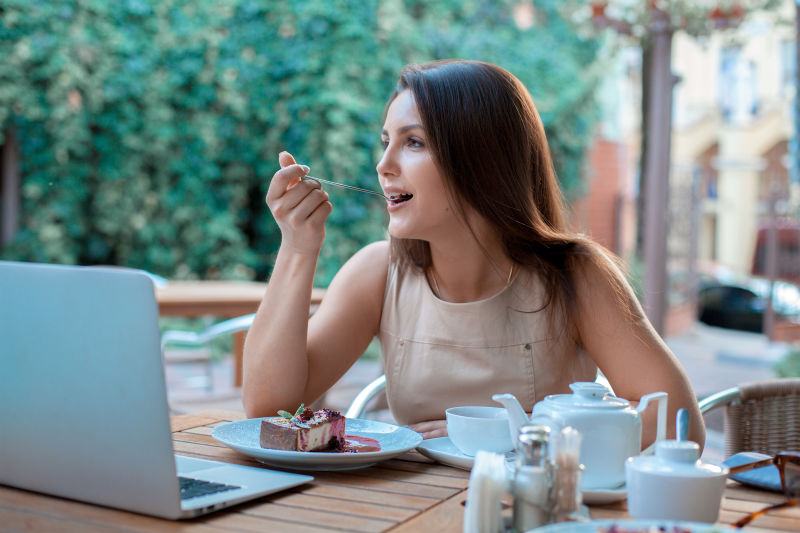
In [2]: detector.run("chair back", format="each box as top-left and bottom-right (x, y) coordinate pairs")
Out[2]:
(723, 378), (800, 456)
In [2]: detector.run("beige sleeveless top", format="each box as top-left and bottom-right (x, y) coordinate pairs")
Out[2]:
(379, 260), (597, 425)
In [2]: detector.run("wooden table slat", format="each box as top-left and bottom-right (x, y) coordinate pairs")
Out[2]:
(240, 501), (396, 533)
(202, 510), (332, 533)
(298, 483), (440, 510)
(0, 487), (227, 533)
(379, 457), (470, 478)
(389, 491), (467, 533)
(343, 466), (470, 490)
(310, 472), (460, 500)
(170, 415), (223, 433)
(269, 492), (420, 521)
(173, 432), (223, 447)
(0, 507), (124, 533)
(718, 508), (800, 531)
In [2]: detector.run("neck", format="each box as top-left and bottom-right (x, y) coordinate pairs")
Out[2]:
(427, 242), (516, 303)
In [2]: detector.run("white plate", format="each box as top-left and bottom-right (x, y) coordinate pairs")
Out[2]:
(530, 519), (736, 532)
(212, 417), (422, 471)
(416, 437), (475, 470)
(582, 483), (627, 505)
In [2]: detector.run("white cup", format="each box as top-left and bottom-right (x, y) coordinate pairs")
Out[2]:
(446, 406), (513, 457)
(626, 440), (729, 523)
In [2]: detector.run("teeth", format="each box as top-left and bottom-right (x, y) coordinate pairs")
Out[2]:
(389, 193), (413, 203)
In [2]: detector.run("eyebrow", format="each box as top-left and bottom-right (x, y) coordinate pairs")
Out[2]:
(381, 123), (424, 137)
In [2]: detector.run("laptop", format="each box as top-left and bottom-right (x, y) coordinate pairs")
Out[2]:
(0, 260), (312, 519)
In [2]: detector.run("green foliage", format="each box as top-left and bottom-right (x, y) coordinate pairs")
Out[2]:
(775, 347), (800, 378)
(0, 0), (602, 283)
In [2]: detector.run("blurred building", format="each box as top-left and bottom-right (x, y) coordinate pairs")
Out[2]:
(671, 6), (798, 280)
(573, 3), (799, 319)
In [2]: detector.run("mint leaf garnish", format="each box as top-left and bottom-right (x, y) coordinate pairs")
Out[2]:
(294, 403), (306, 417)
(277, 410), (293, 419)
(290, 417), (311, 429)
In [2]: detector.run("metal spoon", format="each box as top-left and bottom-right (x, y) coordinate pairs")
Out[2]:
(303, 176), (388, 200)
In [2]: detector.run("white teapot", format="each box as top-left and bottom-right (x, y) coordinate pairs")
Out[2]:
(494, 382), (667, 490)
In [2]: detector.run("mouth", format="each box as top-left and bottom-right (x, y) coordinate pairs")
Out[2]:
(387, 193), (413, 206)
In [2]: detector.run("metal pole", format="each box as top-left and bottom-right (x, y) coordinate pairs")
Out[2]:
(687, 165), (701, 319)
(763, 178), (780, 341)
(642, 10), (674, 335)
(1, 127), (20, 246)
(793, 0), (800, 186)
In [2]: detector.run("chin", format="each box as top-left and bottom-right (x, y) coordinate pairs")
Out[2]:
(387, 224), (419, 241)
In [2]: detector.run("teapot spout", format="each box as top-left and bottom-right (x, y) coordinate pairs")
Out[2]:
(492, 393), (530, 446)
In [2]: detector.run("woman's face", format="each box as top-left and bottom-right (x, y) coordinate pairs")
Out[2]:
(377, 90), (455, 241)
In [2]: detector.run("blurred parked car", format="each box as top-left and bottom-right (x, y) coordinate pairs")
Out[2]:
(697, 275), (800, 333)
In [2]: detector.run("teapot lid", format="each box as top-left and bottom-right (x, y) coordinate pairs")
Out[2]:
(545, 382), (629, 409)
(626, 440), (728, 478)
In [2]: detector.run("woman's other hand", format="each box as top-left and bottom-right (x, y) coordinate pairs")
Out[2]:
(266, 151), (332, 256)
(408, 419), (447, 439)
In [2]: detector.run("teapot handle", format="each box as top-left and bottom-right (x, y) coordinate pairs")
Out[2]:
(636, 392), (668, 455)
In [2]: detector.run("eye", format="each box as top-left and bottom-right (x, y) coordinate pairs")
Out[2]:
(408, 137), (424, 148)
(380, 137), (389, 148)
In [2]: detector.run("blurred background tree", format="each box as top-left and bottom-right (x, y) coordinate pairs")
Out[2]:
(0, 0), (602, 284)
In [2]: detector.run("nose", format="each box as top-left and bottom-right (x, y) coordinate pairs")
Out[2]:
(376, 143), (399, 180)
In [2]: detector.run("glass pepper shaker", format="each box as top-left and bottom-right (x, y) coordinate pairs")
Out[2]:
(511, 424), (552, 532)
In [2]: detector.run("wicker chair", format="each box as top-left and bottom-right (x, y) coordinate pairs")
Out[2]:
(698, 378), (800, 457)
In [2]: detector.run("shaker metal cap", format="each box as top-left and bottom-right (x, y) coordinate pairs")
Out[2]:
(516, 424), (550, 464)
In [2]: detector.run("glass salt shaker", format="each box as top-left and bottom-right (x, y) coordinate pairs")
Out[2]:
(511, 424), (552, 532)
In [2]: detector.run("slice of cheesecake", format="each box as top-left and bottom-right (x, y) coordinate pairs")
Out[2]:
(260, 407), (346, 452)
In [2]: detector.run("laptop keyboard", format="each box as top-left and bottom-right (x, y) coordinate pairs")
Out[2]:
(179, 476), (240, 500)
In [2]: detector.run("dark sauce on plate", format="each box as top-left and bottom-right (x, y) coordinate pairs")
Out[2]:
(311, 434), (381, 453)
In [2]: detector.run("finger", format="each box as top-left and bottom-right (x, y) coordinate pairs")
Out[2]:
(288, 188), (331, 222)
(305, 195), (332, 225)
(280, 178), (323, 211)
(279, 151), (309, 187)
(421, 427), (448, 439)
(266, 164), (311, 204)
(279, 151), (296, 168)
(408, 420), (447, 436)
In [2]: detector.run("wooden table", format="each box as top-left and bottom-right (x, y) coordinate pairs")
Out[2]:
(3, 410), (798, 532)
(156, 282), (325, 386)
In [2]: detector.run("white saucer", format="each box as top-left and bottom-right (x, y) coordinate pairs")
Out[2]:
(533, 519), (736, 532)
(416, 437), (474, 470)
(581, 483), (627, 505)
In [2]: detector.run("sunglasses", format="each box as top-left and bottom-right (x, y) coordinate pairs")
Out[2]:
(727, 451), (800, 528)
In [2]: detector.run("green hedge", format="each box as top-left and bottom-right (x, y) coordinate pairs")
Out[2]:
(0, 0), (601, 284)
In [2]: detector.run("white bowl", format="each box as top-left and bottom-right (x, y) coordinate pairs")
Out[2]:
(445, 406), (512, 457)
(626, 440), (729, 523)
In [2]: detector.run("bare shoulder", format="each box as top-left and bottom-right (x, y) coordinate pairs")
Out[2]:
(569, 242), (645, 338)
(350, 240), (390, 265)
(325, 240), (389, 305)
(334, 240), (389, 282)
(571, 242), (630, 295)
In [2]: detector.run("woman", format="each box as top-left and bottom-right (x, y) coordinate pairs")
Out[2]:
(242, 59), (705, 448)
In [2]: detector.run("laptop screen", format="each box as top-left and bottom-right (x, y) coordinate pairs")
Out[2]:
(0, 261), (182, 517)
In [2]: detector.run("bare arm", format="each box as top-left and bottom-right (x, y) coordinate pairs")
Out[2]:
(574, 252), (706, 450)
(242, 152), (387, 417)
(242, 151), (330, 416)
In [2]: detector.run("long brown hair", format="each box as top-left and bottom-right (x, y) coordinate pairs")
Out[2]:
(387, 59), (628, 339)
